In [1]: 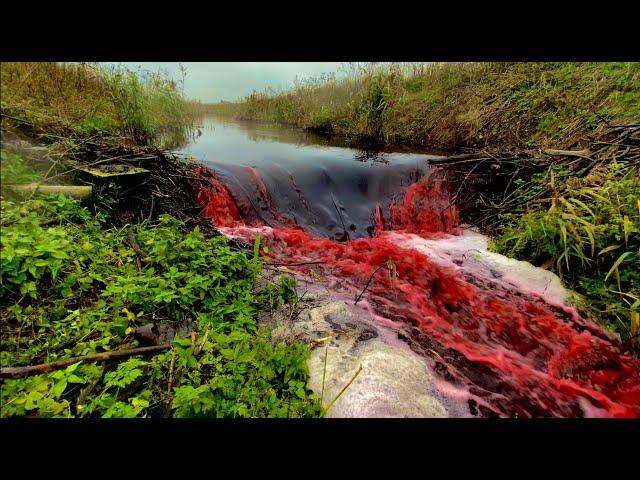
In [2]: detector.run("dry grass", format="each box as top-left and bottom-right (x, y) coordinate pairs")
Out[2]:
(1, 62), (197, 142)
(208, 62), (640, 151)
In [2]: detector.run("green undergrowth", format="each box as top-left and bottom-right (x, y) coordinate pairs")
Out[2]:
(491, 162), (640, 343)
(0, 193), (321, 417)
(0, 150), (41, 185)
(209, 62), (640, 150)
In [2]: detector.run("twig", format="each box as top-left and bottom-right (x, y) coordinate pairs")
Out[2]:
(543, 149), (592, 159)
(0, 345), (171, 379)
(354, 264), (386, 305)
(321, 345), (329, 404)
(165, 349), (176, 410)
(330, 194), (350, 240)
(127, 227), (145, 271)
(0, 112), (34, 125)
(266, 261), (325, 267)
(321, 364), (363, 417)
(76, 366), (105, 407)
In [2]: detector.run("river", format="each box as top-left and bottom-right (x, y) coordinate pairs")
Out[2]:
(175, 115), (640, 418)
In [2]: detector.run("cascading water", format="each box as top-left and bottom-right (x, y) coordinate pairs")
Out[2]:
(182, 116), (640, 418)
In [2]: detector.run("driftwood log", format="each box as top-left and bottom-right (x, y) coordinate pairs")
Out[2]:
(5, 183), (92, 199)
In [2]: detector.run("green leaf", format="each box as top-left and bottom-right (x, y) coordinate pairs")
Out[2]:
(605, 251), (632, 283)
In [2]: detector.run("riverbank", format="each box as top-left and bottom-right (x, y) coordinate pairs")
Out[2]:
(207, 62), (640, 348)
(2, 62), (638, 417)
(0, 63), (324, 418)
(207, 62), (640, 151)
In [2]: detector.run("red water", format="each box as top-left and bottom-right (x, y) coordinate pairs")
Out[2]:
(388, 176), (460, 234)
(192, 166), (640, 418)
(194, 165), (245, 227)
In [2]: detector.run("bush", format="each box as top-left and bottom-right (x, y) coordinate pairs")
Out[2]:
(0, 195), (320, 417)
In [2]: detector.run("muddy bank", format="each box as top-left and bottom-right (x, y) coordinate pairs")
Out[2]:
(1, 127), (225, 237)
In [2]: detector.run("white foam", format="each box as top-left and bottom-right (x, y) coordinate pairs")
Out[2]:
(385, 229), (569, 305)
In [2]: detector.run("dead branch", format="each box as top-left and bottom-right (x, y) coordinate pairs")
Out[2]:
(0, 344), (171, 379)
(354, 264), (387, 305)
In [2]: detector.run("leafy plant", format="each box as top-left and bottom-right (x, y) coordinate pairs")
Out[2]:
(1, 193), (320, 418)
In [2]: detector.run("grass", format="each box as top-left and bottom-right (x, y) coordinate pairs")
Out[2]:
(0, 62), (199, 145)
(491, 161), (640, 344)
(0, 175), (321, 417)
(208, 62), (640, 150)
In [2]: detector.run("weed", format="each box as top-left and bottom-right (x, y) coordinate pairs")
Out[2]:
(492, 161), (640, 341)
(0, 194), (321, 417)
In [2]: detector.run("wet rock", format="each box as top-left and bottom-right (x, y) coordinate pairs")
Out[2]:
(134, 323), (176, 346)
(275, 299), (465, 417)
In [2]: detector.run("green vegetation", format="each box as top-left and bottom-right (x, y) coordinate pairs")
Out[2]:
(0, 64), (320, 418)
(492, 161), (639, 343)
(0, 158), (320, 417)
(210, 62), (640, 150)
(1, 150), (41, 185)
(0, 62), (201, 143)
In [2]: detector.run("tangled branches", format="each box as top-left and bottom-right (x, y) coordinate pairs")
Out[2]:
(435, 123), (640, 234)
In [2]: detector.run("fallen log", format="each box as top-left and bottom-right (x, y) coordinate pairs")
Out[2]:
(5, 183), (92, 199)
(0, 344), (171, 379)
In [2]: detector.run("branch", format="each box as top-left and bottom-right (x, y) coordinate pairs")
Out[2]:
(0, 344), (171, 379)
(354, 264), (386, 305)
(266, 261), (325, 267)
(543, 149), (592, 158)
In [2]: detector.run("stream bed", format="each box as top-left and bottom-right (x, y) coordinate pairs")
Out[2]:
(177, 115), (640, 418)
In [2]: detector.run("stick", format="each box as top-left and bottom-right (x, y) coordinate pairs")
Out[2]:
(0, 344), (171, 379)
(330, 195), (350, 240)
(0, 113), (34, 125)
(321, 345), (329, 404)
(321, 364), (363, 417)
(127, 227), (146, 258)
(354, 264), (386, 305)
(543, 149), (592, 158)
(266, 261), (325, 267)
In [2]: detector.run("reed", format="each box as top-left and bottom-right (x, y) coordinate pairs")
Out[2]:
(207, 62), (640, 151)
(0, 62), (197, 143)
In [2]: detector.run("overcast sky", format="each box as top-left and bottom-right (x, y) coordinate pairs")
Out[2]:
(102, 62), (348, 103)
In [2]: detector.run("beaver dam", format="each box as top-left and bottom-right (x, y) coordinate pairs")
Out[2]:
(171, 116), (640, 418)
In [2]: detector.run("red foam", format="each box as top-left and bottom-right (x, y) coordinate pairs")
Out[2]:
(388, 173), (460, 235)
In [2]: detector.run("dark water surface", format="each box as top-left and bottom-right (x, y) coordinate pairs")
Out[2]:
(176, 116), (444, 240)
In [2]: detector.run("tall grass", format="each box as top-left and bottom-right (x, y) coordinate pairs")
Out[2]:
(492, 161), (640, 343)
(0, 62), (198, 143)
(209, 62), (640, 150)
